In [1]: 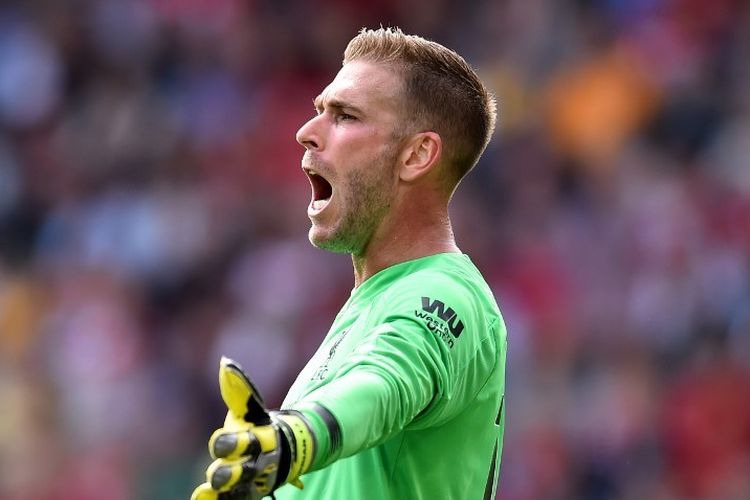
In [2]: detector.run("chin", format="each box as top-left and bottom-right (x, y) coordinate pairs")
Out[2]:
(308, 226), (359, 254)
(308, 227), (335, 251)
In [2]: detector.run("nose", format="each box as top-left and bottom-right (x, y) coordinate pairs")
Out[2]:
(296, 115), (323, 151)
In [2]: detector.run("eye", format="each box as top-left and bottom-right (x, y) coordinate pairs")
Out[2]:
(337, 112), (356, 122)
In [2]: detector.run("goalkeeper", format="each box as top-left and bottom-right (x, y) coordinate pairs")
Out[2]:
(193, 27), (507, 500)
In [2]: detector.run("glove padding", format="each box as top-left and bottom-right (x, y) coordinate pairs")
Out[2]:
(192, 357), (315, 500)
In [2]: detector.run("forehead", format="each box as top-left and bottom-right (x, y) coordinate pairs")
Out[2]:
(317, 60), (403, 115)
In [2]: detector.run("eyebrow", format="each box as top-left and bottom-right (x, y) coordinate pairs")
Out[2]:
(313, 95), (364, 115)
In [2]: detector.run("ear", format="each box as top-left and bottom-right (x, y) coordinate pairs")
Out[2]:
(398, 131), (442, 182)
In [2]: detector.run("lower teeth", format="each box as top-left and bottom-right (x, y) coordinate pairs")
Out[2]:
(313, 199), (329, 210)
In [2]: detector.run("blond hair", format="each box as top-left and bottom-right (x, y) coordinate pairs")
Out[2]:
(344, 27), (497, 185)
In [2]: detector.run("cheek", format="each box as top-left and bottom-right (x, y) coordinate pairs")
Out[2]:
(331, 127), (388, 157)
(329, 129), (400, 198)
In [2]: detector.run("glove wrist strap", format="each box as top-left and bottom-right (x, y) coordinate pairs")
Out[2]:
(274, 410), (316, 487)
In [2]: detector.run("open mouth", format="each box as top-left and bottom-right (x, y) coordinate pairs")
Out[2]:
(305, 169), (333, 213)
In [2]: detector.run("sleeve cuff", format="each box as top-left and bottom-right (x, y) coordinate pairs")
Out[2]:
(293, 401), (343, 470)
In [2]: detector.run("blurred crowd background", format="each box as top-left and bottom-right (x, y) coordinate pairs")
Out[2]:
(1, 0), (749, 499)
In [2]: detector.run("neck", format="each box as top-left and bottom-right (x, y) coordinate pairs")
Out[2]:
(351, 202), (460, 288)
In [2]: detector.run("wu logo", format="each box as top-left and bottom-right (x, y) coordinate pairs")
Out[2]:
(420, 297), (465, 338)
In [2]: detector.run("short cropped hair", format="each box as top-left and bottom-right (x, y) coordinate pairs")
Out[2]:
(344, 27), (497, 186)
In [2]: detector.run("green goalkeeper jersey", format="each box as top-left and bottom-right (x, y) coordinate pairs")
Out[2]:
(275, 253), (507, 500)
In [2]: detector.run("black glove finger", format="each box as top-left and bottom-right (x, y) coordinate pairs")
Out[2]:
(208, 457), (258, 492)
(210, 429), (262, 459)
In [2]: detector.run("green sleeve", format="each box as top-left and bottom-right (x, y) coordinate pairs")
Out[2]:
(296, 315), (447, 469)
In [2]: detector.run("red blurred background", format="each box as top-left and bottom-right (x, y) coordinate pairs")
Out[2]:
(1, 0), (749, 498)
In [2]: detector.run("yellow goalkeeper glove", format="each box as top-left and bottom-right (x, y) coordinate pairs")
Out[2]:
(191, 357), (316, 500)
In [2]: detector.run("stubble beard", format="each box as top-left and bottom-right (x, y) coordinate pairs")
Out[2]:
(309, 149), (397, 256)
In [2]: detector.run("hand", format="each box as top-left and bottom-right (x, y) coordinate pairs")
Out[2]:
(191, 357), (315, 500)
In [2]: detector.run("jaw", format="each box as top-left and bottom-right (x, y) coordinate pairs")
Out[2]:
(309, 193), (397, 258)
(304, 145), (401, 256)
(308, 222), (357, 254)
